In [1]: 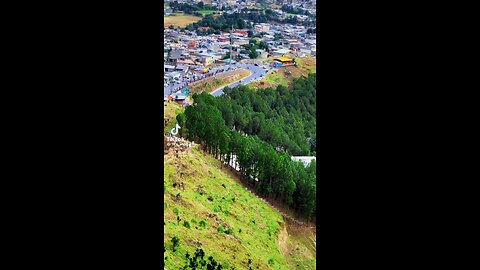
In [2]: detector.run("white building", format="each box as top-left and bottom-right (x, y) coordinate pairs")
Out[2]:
(272, 48), (291, 57)
(291, 156), (316, 167)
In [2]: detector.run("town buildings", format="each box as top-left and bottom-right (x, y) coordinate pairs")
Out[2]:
(164, 4), (316, 99)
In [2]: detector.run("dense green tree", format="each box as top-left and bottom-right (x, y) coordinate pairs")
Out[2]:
(274, 33), (283, 40)
(183, 7), (313, 34)
(222, 51), (231, 60)
(179, 74), (317, 220)
(248, 49), (258, 59)
(176, 112), (186, 136)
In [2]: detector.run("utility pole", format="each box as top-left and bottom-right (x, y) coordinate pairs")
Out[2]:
(230, 24), (233, 67)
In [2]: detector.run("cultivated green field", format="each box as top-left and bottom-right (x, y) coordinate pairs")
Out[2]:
(198, 10), (215, 15)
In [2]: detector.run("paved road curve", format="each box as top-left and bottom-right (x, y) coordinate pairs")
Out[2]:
(164, 63), (272, 97)
(211, 63), (271, 96)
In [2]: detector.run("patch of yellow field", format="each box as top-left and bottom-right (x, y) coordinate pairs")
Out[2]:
(164, 14), (201, 28)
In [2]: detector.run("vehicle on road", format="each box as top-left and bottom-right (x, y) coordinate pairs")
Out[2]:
(254, 63), (259, 66)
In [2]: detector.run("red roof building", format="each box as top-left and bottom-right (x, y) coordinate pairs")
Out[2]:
(232, 29), (248, 37)
(187, 40), (197, 49)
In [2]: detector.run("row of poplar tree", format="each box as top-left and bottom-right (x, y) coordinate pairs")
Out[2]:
(176, 75), (316, 220)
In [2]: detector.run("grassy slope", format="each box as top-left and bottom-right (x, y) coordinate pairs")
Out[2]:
(280, 220), (316, 270)
(294, 57), (316, 74)
(263, 70), (289, 87)
(163, 82), (316, 269)
(189, 69), (250, 95)
(164, 102), (184, 133)
(164, 146), (291, 270)
(248, 56), (316, 90)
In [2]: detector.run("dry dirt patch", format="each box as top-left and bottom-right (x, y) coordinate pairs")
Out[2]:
(164, 14), (201, 28)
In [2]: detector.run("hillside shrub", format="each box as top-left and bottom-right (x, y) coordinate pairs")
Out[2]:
(222, 204), (230, 215)
(171, 236), (180, 252)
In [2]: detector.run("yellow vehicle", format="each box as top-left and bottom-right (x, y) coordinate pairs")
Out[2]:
(201, 68), (209, 74)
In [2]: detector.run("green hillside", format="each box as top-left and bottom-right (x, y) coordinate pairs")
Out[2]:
(164, 102), (183, 133)
(164, 146), (287, 269)
(164, 145), (316, 269)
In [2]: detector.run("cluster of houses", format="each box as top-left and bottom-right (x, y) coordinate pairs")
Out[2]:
(164, 0), (316, 11)
(278, 0), (316, 11)
(164, 0), (316, 106)
(164, 20), (316, 83)
(165, 0), (316, 20)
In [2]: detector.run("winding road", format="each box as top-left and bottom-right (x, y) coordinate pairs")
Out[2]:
(164, 62), (272, 97)
(211, 63), (271, 96)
